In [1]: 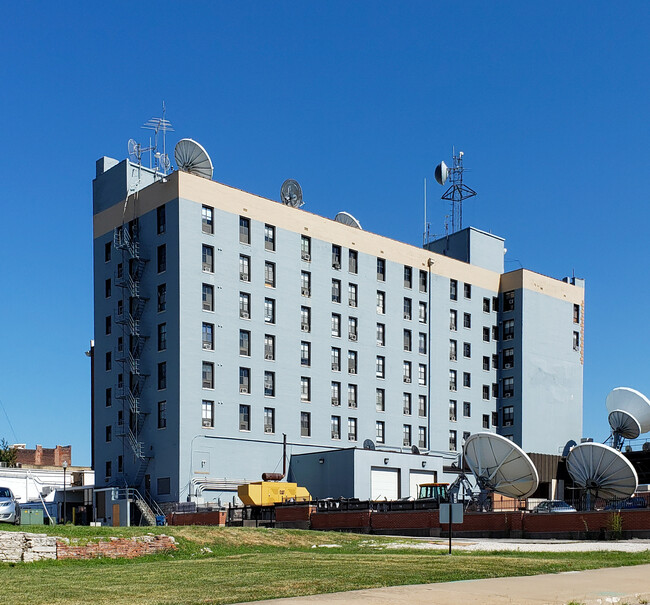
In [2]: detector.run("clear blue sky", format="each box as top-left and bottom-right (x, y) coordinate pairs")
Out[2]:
(1, 2), (648, 466)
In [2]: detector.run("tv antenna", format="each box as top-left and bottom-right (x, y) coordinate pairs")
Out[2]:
(142, 101), (174, 176)
(434, 149), (476, 234)
(280, 179), (304, 208)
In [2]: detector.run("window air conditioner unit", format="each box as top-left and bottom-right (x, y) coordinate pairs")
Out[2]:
(331, 432), (339, 439)
(505, 363), (513, 369)
(403, 440), (411, 447)
(349, 300), (356, 307)
(348, 433), (356, 440)
(264, 427), (273, 433)
(332, 363), (339, 370)
(240, 386), (249, 394)
(203, 343), (212, 350)
(504, 392), (512, 398)
(349, 368), (357, 375)
(265, 353), (273, 360)
(301, 287), (311, 297)
(404, 377), (411, 383)
(332, 398), (339, 405)
(241, 311), (249, 319)
(240, 272), (248, 281)
(202, 419), (212, 428)
(203, 381), (212, 389)
(404, 313), (410, 319)
(301, 323), (310, 331)
(450, 354), (457, 361)
(202, 303), (212, 311)
(301, 252), (311, 261)
(349, 333), (357, 341)
(333, 262), (341, 269)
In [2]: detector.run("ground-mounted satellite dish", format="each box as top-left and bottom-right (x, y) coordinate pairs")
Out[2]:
(606, 387), (650, 434)
(174, 138), (213, 180)
(334, 212), (362, 229)
(434, 160), (449, 186)
(463, 433), (539, 499)
(128, 139), (142, 162)
(566, 442), (638, 501)
(411, 445), (420, 455)
(608, 410), (642, 441)
(280, 179), (304, 208)
(363, 439), (376, 451)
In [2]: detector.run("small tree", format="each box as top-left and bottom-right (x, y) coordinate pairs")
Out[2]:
(0, 438), (17, 467)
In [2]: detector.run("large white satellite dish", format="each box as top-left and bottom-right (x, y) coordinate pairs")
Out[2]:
(566, 442), (638, 501)
(334, 212), (362, 229)
(174, 138), (213, 180)
(606, 387), (650, 434)
(463, 433), (539, 499)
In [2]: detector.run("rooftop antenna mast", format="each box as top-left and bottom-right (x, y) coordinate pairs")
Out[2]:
(141, 101), (174, 176)
(434, 149), (477, 234)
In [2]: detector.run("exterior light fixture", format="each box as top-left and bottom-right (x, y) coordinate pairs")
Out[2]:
(383, 458), (389, 465)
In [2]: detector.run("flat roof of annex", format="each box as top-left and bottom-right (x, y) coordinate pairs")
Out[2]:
(93, 162), (583, 304)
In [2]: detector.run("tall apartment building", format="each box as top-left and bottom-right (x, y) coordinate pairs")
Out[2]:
(92, 156), (584, 509)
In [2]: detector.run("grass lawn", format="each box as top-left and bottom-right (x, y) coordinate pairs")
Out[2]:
(0, 525), (648, 604)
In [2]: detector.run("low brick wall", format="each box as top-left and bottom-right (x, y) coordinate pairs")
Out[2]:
(311, 510), (372, 532)
(167, 511), (227, 526)
(56, 534), (177, 559)
(0, 532), (57, 562)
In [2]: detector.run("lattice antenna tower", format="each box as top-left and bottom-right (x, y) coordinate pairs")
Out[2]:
(141, 101), (174, 176)
(434, 149), (477, 234)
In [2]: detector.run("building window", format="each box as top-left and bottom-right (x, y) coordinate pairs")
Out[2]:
(158, 323), (167, 351)
(301, 306), (311, 333)
(449, 340), (457, 361)
(376, 291), (386, 314)
(331, 381), (341, 406)
(156, 401), (166, 429)
(492, 325), (499, 341)
(104, 241), (111, 262)
(202, 245), (214, 273)
(332, 244), (342, 269)
(573, 304), (581, 324)
(264, 298), (275, 323)
(264, 261), (276, 287)
(239, 404), (251, 431)
(403, 393), (412, 415)
(264, 224), (275, 251)
(463, 342), (471, 358)
(348, 350), (357, 374)
(463, 313), (471, 329)
(449, 370), (457, 391)
(157, 478), (170, 496)
(117, 455), (123, 474)
(463, 283), (472, 299)
(117, 373), (123, 389)
(573, 331), (580, 351)
(331, 416), (341, 440)
(239, 367), (250, 394)
(463, 372), (471, 388)
(239, 216), (250, 244)
(492, 354), (499, 369)
(301, 271), (311, 297)
(332, 279), (341, 303)
(463, 401), (471, 417)
(117, 263), (123, 279)
(418, 395), (427, 417)
(503, 405), (514, 427)
(202, 400), (215, 428)
(264, 407), (275, 433)
(403, 329), (412, 352)
(419, 302), (427, 324)
(202, 284), (214, 311)
(492, 382), (499, 398)
(449, 400), (457, 421)
(264, 371), (275, 397)
(503, 319), (515, 340)
(348, 384), (358, 408)
(202, 206), (213, 234)
(483, 327), (490, 342)
(105, 387), (112, 407)
(483, 297), (490, 313)
(377, 258), (386, 281)
(105, 460), (112, 478)
(105, 425), (112, 442)
(376, 323), (385, 346)
(482, 385), (490, 400)
(105, 315), (111, 335)
(404, 266), (412, 289)
(117, 336), (123, 353)
(239, 292), (250, 319)
(202, 323), (214, 350)
(482, 414), (490, 429)
(349, 249), (358, 274)
(348, 418), (357, 441)
(483, 356), (490, 371)
(238, 256), (251, 283)
(450, 279), (458, 301)
(503, 377), (514, 398)
(418, 364), (427, 386)
(376, 356), (385, 378)
(200, 362), (213, 389)
(419, 333), (427, 355)
(264, 334), (275, 360)
(301, 235), (311, 261)
(301, 376), (311, 402)
(158, 361), (167, 390)
(240, 330), (250, 356)
(403, 361), (412, 383)
(492, 411), (499, 426)
(157, 244), (166, 273)
(301, 411), (311, 437)
(105, 278), (111, 298)
(504, 290), (515, 311)
(105, 351), (112, 371)
(493, 296), (499, 312)
(331, 347), (341, 371)
(348, 317), (358, 340)
(348, 283), (358, 307)
(419, 270), (427, 293)
(157, 205), (166, 234)
(450, 309), (457, 331)
(331, 313), (341, 337)
(403, 297), (412, 320)
(503, 348), (514, 368)
(376, 421), (385, 444)
(376, 388), (385, 412)
(418, 427), (426, 448)
(301, 341), (311, 366)
(449, 430), (457, 451)
(158, 283), (166, 312)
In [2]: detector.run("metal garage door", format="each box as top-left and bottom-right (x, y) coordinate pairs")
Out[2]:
(371, 467), (400, 500)
(409, 470), (436, 498)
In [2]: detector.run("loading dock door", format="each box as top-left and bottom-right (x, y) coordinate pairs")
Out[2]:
(409, 470), (436, 498)
(371, 467), (400, 500)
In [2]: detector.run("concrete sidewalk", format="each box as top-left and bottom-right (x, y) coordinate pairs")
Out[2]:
(239, 564), (650, 604)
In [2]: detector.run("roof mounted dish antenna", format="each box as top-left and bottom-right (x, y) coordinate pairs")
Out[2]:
(335, 211), (362, 229)
(434, 149), (476, 234)
(605, 387), (650, 450)
(174, 139), (213, 180)
(280, 179), (304, 208)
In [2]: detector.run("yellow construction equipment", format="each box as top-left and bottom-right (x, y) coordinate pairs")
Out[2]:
(237, 481), (311, 507)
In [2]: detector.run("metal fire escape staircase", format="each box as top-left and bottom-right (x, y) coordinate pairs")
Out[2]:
(114, 223), (152, 487)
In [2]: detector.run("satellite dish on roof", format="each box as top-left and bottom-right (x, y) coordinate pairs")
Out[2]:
(280, 179), (304, 208)
(463, 432), (539, 499)
(128, 139), (142, 162)
(606, 387), (650, 434)
(363, 439), (376, 451)
(174, 138), (213, 180)
(608, 410), (642, 441)
(566, 442), (638, 501)
(434, 160), (449, 186)
(335, 212), (362, 229)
